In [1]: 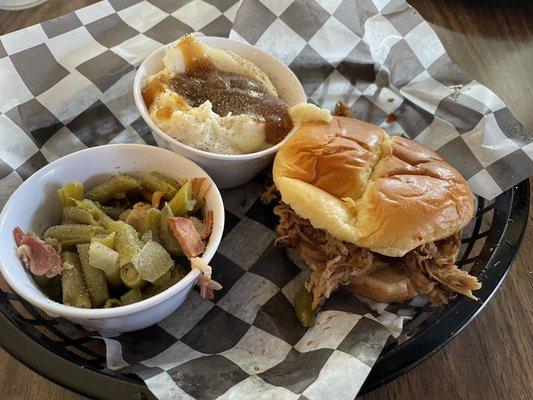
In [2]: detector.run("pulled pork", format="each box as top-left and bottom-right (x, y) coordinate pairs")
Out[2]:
(275, 203), (376, 309)
(274, 202), (480, 308)
(404, 233), (481, 303)
(332, 101), (353, 118)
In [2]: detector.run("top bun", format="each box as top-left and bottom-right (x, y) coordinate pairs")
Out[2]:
(273, 116), (474, 257)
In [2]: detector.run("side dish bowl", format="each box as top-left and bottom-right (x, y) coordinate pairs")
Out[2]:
(0, 144), (224, 334)
(133, 36), (307, 189)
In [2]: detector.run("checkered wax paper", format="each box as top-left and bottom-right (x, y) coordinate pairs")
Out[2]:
(0, 0), (530, 398)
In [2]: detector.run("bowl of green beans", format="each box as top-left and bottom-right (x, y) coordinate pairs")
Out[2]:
(0, 144), (224, 334)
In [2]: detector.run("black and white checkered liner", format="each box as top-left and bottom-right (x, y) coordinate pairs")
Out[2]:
(101, 185), (400, 399)
(0, 0), (530, 398)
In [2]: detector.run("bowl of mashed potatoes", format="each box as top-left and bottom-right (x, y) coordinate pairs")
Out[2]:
(134, 35), (318, 188)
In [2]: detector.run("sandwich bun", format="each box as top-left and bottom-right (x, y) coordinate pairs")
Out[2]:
(273, 116), (474, 257)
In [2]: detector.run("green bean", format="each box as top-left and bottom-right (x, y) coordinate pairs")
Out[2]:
(93, 231), (116, 249)
(86, 174), (140, 203)
(104, 298), (122, 308)
(294, 284), (315, 328)
(57, 182), (84, 208)
(159, 204), (183, 256)
(61, 251), (91, 308)
(100, 205), (127, 220)
(43, 237), (61, 253)
(120, 262), (144, 289)
(88, 241), (121, 289)
(120, 287), (143, 306)
(141, 172), (179, 200)
(140, 230), (153, 243)
(154, 172), (180, 190)
(168, 181), (196, 216)
(77, 244), (109, 307)
(34, 274), (62, 303)
(132, 241), (174, 283)
(108, 220), (144, 266)
(43, 224), (108, 246)
(152, 270), (171, 286)
(74, 199), (114, 228)
(143, 265), (187, 298)
(141, 208), (162, 243)
(63, 206), (97, 225)
(123, 202), (151, 232)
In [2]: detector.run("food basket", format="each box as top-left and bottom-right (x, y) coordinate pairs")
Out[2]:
(0, 178), (529, 399)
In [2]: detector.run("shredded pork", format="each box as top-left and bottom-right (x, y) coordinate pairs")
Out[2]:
(404, 233), (481, 303)
(332, 101), (353, 118)
(274, 203), (376, 308)
(274, 202), (480, 308)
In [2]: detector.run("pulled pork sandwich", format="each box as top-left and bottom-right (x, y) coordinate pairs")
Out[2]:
(268, 115), (481, 314)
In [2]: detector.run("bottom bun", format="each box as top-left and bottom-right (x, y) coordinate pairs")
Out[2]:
(346, 265), (417, 303)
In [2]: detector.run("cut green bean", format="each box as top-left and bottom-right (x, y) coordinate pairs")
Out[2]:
(132, 241), (174, 283)
(141, 208), (162, 243)
(74, 199), (114, 228)
(43, 237), (62, 253)
(140, 230), (153, 243)
(34, 274), (62, 303)
(294, 284), (315, 328)
(86, 174), (140, 203)
(120, 262), (143, 289)
(43, 224), (108, 246)
(93, 231), (116, 249)
(58, 182), (84, 208)
(61, 251), (91, 308)
(108, 220), (144, 266)
(77, 244), (109, 307)
(104, 298), (122, 308)
(63, 206), (97, 225)
(120, 287), (143, 306)
(143, 265), (186, 298)
(88, 241), (120, 289)
(168, 181), (196, 216)
(141, 172), (179, 200)
(152, 270), (171, 286)
(100, 205), (127, 220)
(159, 204), (182, 256)
(123, 202), (151, 232)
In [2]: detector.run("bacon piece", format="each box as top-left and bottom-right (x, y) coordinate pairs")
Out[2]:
(151, 191), (165, 208)
(200, 210), (213, 240)
(13, 227), (62, 278)
(191, 257), (222, 300)
(190, 178), (210, 199)
(168, 217), (205, 258)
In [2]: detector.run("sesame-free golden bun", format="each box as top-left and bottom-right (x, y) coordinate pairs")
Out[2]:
(273, 116), (474, 258)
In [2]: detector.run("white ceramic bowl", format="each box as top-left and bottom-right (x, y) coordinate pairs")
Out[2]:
(133, 36), (307, 189)
(0, 144), (224, 334)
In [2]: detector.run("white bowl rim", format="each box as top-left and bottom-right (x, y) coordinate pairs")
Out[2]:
(0, 143), (224, 319)
(133, 36), (306, 161)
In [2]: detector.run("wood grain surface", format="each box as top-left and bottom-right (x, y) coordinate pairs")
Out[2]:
(0, 1), (532, 399)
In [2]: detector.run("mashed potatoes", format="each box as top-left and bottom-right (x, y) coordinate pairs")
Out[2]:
(151, 94), (269, 154)
(143, 36), (279, 154)
(143, 36), (332, 155)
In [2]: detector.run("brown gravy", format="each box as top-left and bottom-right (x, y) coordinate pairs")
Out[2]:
(169, 64), (292, 145)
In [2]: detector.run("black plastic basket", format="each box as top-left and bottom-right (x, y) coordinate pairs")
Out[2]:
(0, 179), (529, 400)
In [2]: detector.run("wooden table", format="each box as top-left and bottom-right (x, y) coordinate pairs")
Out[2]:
(0, 1), (532, 399)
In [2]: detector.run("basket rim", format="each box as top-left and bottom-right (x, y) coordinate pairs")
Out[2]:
(0, 180), (529, 399)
